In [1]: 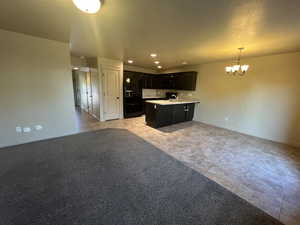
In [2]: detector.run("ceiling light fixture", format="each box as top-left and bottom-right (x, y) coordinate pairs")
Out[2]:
(73, 67), (79, 70)
(150, 53), (157, 58)
(154, 61), (160, 64)
(72, 0), (101, 14)
(157, 65), (162, 69)
(182, 61), (187, 65)
(225, 48), (249, 76)
(127, 60), (134, 64)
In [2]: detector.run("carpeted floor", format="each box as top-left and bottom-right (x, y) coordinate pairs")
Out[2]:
(0, 128), (283, 225)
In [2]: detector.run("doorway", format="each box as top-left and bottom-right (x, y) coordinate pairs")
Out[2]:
(72, 67), (100, 120)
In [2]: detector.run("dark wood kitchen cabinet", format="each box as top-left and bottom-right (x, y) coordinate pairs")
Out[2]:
(174, 72), (197, 90)
(140, 74), (154, 89)
(145, 103), (196, 128)
(151, 74), (173, 89)
(138, 71), (197, 90)
(173, 104), (187, 123)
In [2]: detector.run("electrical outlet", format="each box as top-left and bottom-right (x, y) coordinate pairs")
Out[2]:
(35, 125), (43, 131)
(16, 126), (22, 133)
(23, 127), (31, 133)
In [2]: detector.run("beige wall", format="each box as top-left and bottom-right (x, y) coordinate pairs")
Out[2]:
(0, 29), (77, 148)
(165, 52), (300, 147)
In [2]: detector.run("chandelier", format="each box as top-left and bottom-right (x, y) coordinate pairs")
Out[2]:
(225, 48), (249, 75)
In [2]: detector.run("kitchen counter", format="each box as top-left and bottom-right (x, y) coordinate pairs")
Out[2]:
(145, 100), (199, 128)
(145, 99), (200, 105)
(142, 97), (167, 100)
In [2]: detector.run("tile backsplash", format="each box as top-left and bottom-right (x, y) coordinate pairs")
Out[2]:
(142, 89), (165, 98)
(142, 89), (195, 99)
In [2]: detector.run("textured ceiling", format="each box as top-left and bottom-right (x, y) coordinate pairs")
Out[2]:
(1, 0), (300, 70)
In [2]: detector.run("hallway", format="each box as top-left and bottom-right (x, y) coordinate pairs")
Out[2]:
(75, 107), (100, 132)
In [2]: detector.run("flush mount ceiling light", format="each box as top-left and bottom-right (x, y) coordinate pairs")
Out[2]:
(150, 53), (157, 58)
(157, 65), (162, 69)
(225, 48), (249, 76)
(154, 61), (160, 64)
(73, 67), (79, 70)
(72, 0), (101, 14)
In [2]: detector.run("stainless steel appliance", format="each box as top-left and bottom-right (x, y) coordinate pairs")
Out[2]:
(166, 92), (178, 99)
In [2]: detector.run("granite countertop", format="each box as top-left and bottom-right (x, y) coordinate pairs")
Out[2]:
(142, 97), (167, 100)
(145, 99), (200, 105)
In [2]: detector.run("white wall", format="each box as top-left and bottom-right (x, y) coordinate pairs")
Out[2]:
(0, 29), (77, 148)
(165, 52), (300, 147)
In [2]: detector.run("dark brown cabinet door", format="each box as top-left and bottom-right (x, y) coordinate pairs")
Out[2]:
(140, 73), (153, 89)
(157, 105), (174, 127)
(185, 104), (195, 121)
(174, 72), (197, 90)
(173, 104), (186, 123)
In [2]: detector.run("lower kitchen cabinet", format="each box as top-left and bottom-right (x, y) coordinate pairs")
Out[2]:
(173, 104), (187, 123)
(145, 103), (195, 128)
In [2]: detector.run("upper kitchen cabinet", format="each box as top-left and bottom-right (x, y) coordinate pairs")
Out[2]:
(140, 73), (153, 89)
(152, 74), (174, 89)
(174, 72), (197, 90)
(130, 71), (197, 91)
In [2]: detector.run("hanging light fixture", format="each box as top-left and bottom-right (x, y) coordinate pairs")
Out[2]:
(225, 48), (249, 75)
(72, 0), (101, 14)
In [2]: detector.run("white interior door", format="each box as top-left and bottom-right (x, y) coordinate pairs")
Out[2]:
(103, 68), (120, 120)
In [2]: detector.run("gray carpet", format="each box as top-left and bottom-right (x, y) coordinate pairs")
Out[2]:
(0, 128), (283, 225)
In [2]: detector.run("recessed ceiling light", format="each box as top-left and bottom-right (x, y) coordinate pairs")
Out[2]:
(154, 61), (160, 64)
(150, 53), (157, 58)
(127, 60), (134, 64)
(157, 65), (162, 69)
(72, 0), (101, 14)
(73, 67), (79, 70)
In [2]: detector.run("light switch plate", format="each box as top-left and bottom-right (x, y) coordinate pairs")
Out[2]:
(16, 126), (22, 133)
(23, 127), (31, 133)
(35, 125), (43, 131)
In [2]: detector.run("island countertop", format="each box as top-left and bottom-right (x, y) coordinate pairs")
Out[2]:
(145, 99), (200, 105)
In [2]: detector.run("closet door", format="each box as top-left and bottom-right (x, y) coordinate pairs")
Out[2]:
(103, 67), (121, 120)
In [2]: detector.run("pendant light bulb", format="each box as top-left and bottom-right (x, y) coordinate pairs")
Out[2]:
(72, 0), (101, 14)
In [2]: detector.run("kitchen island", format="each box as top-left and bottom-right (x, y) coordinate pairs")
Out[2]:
(145, 99), (200, 128)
